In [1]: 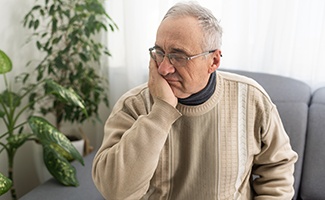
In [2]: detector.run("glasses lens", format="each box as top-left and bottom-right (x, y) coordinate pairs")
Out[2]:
(149, 48), (156, 60)
(152, 49), (164, 63)
(168, 54), (187, 67)
(149, 48), (187, 67)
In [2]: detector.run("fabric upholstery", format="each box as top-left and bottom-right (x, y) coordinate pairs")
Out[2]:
(20, 150), (104, 200)
(300, 87), (325, 199)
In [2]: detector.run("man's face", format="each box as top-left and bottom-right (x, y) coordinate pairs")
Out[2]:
(155, 16), (218, 99)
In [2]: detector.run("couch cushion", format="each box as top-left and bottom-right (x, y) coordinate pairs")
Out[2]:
(300, 87), (325, 199)
(20, 151), (104, 200)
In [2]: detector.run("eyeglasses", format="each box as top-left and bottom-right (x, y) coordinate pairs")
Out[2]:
(149, 47), (217, 67)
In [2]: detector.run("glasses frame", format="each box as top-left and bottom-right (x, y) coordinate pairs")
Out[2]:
(149, 47), (217, 66)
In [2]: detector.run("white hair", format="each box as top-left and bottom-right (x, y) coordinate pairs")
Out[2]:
(163, 1), (223, 50)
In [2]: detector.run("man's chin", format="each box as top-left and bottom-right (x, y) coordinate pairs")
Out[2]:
(173, 90), (191, 99)
(168, 84), (190, 99)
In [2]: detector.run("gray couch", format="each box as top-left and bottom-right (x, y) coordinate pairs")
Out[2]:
(20, 70), (325, 200)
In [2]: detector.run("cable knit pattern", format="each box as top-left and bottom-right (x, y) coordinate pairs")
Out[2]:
(234, 83), (248, 199)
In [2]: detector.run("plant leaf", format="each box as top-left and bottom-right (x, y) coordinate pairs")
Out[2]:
(28, 116), (84, 186)
(44, 79), (87, 116)
(28, 116), (84, 165)
(0, 172), (12, 195)
(0, 50), (12, 74)
(0, 90), (21, 107)
(0, 109), (4, 118)
(43, 145), (79, 186)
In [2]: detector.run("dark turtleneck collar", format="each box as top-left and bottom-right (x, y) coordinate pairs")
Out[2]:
(178, 71), (216, 106)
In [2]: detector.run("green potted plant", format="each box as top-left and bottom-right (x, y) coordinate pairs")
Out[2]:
(21, 0), (117, 151)
(0, 49), (86, 200)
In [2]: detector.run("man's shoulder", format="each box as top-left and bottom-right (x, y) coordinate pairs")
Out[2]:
(114, 83), (151, 107)
(218, 70), (259, 86)
(217, 70), (273, 103)
(109, 82), (150, 115)
(217, 70), (267, 94)
(122, 82), (149, 99)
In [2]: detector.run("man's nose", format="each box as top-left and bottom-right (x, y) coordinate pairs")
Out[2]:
(157, 56), (175, 76)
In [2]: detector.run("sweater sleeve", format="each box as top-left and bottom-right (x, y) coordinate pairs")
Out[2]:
(92, 98), (181, 200)
(253, 106), (298, 199)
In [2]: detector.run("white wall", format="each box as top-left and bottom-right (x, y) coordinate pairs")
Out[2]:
(0, 1), (105, 199)
(106, 0), (325, 94)
(0, 1), (39, 199)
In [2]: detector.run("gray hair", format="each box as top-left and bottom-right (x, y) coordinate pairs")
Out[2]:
(163, 1), (223, 51)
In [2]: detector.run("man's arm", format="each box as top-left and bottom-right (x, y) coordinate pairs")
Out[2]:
(92, 59), (180, 199)
(253, 107), (298, 199)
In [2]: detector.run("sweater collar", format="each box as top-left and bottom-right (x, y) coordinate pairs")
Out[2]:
(178, 71), (216, 106)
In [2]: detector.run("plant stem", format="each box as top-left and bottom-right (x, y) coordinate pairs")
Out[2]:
(8, 148), (17, 200)
(4, 73), (9, 89)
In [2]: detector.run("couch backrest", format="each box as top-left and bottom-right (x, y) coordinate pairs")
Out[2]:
(299, 87), (325, 199)
(220, 69), (311, 200)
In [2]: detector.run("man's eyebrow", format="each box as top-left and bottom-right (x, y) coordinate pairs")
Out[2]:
(170, 48), (188, 54)
(153, 45), (189, 55)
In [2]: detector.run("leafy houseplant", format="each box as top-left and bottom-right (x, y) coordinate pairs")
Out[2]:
(0, 50), (86, 200)
(22, 0), (117, 137)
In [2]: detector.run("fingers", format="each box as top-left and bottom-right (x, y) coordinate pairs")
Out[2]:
(148, 58), (177, 107)
(148, 58), (157, 83)
(149, 58), (158, 74)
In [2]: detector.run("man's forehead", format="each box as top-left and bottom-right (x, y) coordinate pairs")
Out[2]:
(156, 16), (203, 54)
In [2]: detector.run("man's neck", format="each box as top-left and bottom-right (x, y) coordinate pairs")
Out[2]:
(178, 71), (216, 106)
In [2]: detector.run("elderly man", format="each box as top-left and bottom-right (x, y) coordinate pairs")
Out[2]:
(92, 2), (297, 199)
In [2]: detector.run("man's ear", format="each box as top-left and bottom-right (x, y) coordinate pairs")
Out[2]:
(208, 49), (222, 73)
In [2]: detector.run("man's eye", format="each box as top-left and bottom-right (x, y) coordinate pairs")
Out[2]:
(156, 51), (164, 56)
(170, 54), (185, 61)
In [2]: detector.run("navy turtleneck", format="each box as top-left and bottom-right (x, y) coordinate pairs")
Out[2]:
(178, 71), (216, 106)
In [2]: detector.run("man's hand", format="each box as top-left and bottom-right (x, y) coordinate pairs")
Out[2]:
(148, 58), (178, 107)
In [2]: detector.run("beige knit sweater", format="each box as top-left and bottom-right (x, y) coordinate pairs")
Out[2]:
(92, 71), (298, 200)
